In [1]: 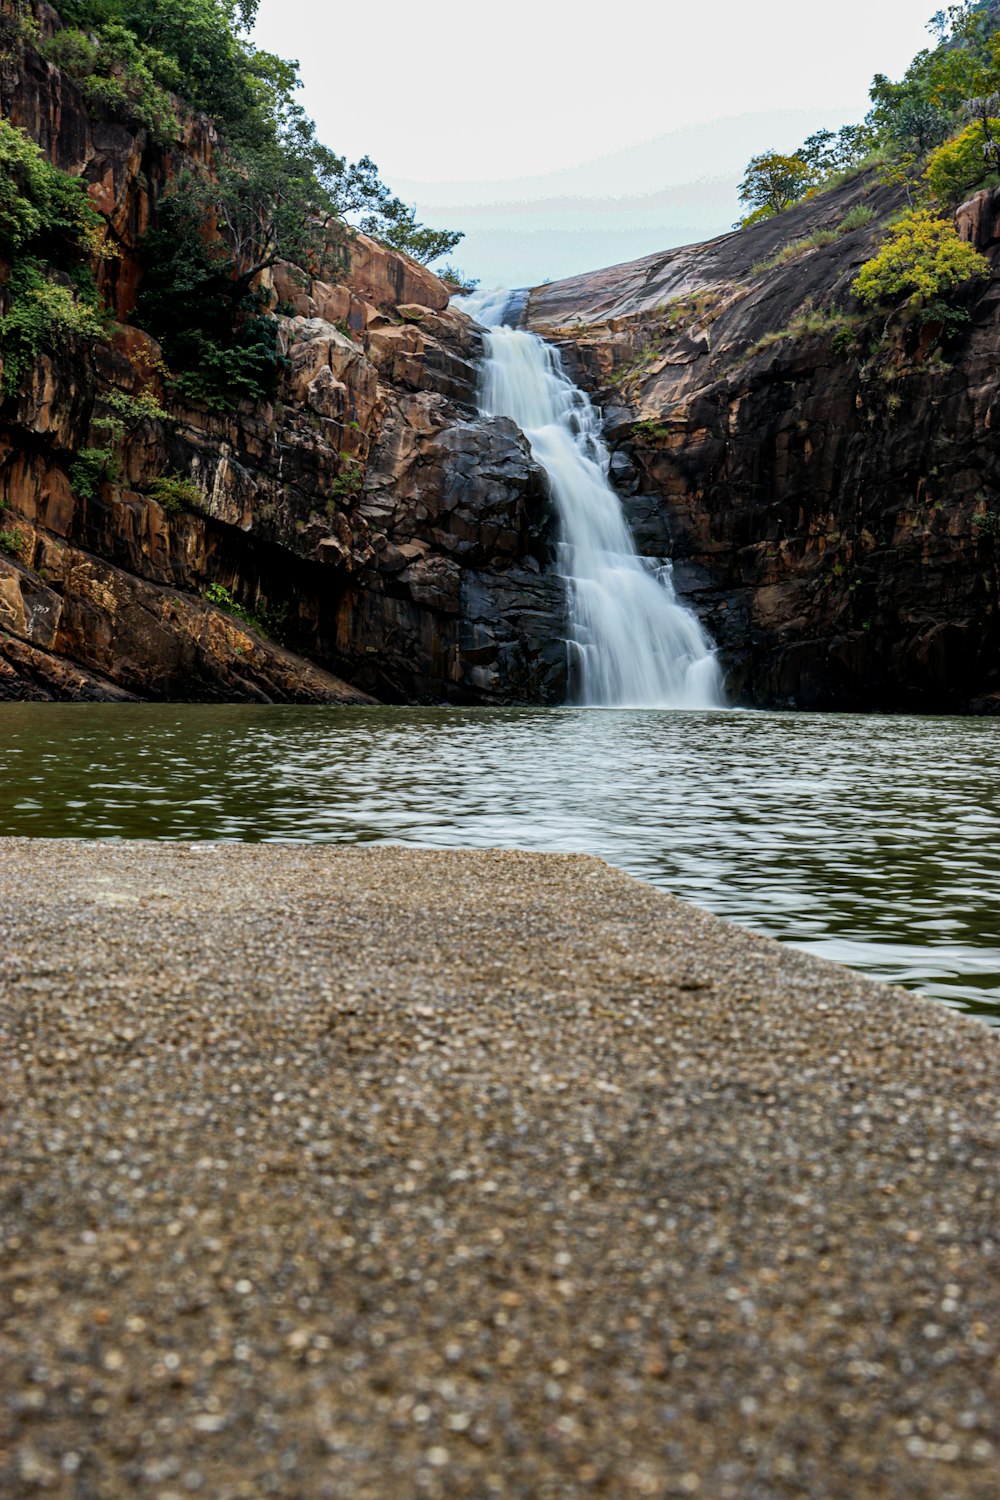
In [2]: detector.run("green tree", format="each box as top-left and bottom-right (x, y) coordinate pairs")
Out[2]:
(737, 152), (814, 223)
(359, 196), (463, 266)
(924, 104), (1000, 202)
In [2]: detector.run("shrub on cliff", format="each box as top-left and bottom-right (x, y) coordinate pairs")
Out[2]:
(0, 117), (104, 258)
(69, 444), (120, 499)
(851, 208), (990, 309)
(133, 195), (284, 410)
(51, 0), (267, 141)
(0, 263), (105, 393)
(0, 118), (110, 394)
(43, 20), (179, 143)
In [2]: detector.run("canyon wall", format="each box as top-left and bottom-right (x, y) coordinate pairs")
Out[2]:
(527, 174), (1000, 714)
(2, 6), (998, 712)
(0, 9), (566, 704)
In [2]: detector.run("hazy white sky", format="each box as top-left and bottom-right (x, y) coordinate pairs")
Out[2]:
(253, 0), (940, 286)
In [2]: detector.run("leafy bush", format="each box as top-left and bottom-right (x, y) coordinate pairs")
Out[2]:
(51, 0), (266, 143)
(170, 312), (284, 410)
(205, 580), (258, 624)
(0, 262), (105, 394)
(133, 197), (284, 410)
(0, 527), (26, 558)
(329, 454), (363, 499)
(851, 209), (991, 307)
(924, 115), (1000, 204)
(43, 22), (179, 143)
(0, 120), (111, 396)
(69, 446), (120, 499)
(92, 388), (170, 444)
(148, 473), (204, 512)
(0, 118), (105, 259)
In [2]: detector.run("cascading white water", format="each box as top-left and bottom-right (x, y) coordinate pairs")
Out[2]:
(457, 288), (724, 708)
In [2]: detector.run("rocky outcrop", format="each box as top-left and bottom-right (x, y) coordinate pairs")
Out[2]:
(0, 11), (567, 704)
(0, 528), (371, 703)
(527, 175), (1000, 714)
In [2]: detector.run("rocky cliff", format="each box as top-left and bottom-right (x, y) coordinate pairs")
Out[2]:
(527, 174), (1000, 714)
(3, 9), (999, 713)
(0, 8), (566, 704)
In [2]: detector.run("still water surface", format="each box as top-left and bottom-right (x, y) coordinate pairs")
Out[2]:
(1, 703), (998, 1023)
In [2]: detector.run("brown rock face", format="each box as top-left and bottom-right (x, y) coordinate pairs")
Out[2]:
(347, 235), (451, 315)
(0, 24), (567, 705)
(0, 538), (370, 703)
(527, 175), (1000, 713)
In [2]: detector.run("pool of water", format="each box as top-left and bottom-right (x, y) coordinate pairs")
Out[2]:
(1, 703), (998, 1022)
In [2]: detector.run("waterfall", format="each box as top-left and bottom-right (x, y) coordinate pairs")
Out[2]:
(458, 288), (724, 709)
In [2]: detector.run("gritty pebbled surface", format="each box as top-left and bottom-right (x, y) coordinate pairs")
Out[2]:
(0, 839), (997, 1500)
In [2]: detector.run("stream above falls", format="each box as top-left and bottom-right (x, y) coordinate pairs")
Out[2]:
(1, 702), (997, 1024)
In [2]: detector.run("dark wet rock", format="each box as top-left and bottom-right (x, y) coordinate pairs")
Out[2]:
(528, 176), (1000, 713)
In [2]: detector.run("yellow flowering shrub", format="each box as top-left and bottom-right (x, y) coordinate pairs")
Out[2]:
(851, 209), (990, 307)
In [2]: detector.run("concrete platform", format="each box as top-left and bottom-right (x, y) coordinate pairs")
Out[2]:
(1, 840), (997, 1499)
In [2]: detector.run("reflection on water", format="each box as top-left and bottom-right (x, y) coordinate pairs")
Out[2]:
(0, 703), (998, 1022)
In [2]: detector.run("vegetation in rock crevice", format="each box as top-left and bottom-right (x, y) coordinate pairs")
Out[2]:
(148, 473), (205, 513)
(204, 579), (288, 640)
(0, 113), (111, 394)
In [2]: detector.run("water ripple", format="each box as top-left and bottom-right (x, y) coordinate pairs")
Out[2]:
(0, 703), (997, 1021)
